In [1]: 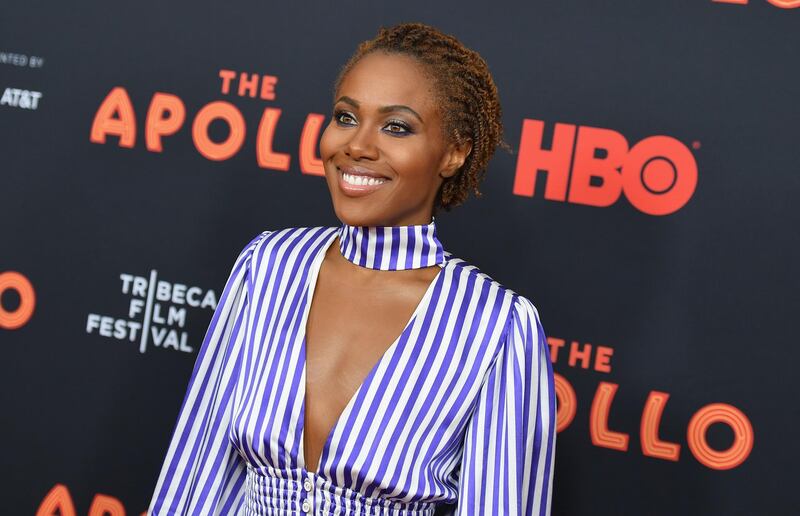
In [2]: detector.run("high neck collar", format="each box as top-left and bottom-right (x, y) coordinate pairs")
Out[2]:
(337, 217), (445, 271)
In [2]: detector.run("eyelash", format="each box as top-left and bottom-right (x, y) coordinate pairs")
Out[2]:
(333, 109), (413, 136)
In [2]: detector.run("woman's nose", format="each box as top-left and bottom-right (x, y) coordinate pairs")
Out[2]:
(344, 125), (379, 160)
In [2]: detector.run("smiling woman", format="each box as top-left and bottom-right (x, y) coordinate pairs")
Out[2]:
(320, 50), (465, 227)
(148, 22), (555, 516)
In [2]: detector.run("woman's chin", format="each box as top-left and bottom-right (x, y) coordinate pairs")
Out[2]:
(333, 200), (388, 227)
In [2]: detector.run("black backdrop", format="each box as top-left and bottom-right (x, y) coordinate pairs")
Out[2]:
(2, 1), (799, 514)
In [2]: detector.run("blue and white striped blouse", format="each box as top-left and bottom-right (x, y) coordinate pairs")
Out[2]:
(149, 218), (556, 515)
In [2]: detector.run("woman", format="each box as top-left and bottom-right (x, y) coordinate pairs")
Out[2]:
(149, 22), (555, 515)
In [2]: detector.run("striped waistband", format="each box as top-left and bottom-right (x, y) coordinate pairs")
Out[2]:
(244, 463), (437, 516)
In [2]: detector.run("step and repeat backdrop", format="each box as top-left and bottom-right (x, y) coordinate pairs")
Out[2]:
(2, 1), (798, 515)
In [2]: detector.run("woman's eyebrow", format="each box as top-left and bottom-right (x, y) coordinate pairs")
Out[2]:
(335, 95), (423, 123)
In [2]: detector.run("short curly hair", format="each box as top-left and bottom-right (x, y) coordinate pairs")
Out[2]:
(332, 22), (511, 213)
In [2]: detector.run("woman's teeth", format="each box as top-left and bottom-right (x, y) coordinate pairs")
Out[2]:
(342, 172), (387, 186)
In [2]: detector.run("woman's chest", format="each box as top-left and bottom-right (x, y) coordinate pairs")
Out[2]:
(302, 265), (439, 467)
(304, 265), (436, 401)
(230, 250), (508, 480)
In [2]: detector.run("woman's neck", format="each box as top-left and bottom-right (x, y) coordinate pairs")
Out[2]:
(335, 216), (445, 271)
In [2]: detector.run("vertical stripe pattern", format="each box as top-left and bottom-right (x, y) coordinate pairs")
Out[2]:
(338, 217), (444, 271)
(149, 223), (555, 515)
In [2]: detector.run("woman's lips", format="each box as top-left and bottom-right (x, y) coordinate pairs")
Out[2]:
(337, 167), (390, 197)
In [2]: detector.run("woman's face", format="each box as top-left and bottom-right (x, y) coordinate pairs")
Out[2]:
(320, 51), (468, 227)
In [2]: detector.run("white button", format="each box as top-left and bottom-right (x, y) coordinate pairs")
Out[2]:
(303, 478), (313, 491)
(301, 499), (311, 512)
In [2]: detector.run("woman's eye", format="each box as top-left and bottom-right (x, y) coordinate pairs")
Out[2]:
(334, 111), (356, 125)
(384, 120), (411, 135)
(333, 111), (411, 136)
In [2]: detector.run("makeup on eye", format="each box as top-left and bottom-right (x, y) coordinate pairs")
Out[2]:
(332, 109), (415, 135)
(333, 95), (423, 122)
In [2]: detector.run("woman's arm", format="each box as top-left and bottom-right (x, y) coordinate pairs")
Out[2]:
(148, 231), (269, 515)
(453, 294), (556, 515)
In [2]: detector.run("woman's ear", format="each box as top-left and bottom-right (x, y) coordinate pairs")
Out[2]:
(440, 139), (473, 178)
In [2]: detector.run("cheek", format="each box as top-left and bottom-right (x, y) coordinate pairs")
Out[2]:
(387, 140), (441, 184)
(319, 122), (334, 160)
(319, 123), (341, 190)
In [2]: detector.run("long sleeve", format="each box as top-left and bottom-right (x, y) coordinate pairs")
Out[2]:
(149, 231), (268, 516)
(454, 294), (556, 515)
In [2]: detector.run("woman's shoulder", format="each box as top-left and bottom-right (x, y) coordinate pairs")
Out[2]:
(250, 225), (337, 243)
(443, 254), (541, 322)
(235, 225), (338, 264)
(442, 256), (545, 368)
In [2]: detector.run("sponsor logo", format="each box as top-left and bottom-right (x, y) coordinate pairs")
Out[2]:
(1, 87), (43, 110)
(513, 119), (698, 215)
(86, 270), (218, 354)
